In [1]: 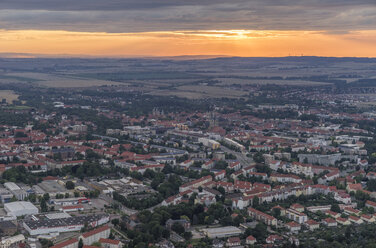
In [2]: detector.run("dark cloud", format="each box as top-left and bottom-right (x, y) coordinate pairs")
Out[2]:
(0, 0), (375, 32)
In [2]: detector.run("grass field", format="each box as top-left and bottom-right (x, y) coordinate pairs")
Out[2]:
(0, 90), (19, 103)
(152, 85), (247, 99)
(2, 72), (123, 88)
(215, 77), (331, 86)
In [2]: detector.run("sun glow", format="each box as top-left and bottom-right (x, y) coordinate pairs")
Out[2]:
(1, 29), (375, 57)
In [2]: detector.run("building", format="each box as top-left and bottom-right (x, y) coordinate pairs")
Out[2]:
(24, 214), (109, 236)
(0, 234), (25, 248)
(80, 225), (111, 245)
(286, 208), (308, 224)
(226, 237), (241, 247)
(179, 175), (212, 192)
(286, 222), (301, 232)
(4, 201), (39, 217)
(322, 218), (337, 227)
(165, 219), (191, 231)
(304, 219), (320, 231)
(365, 200), (376, 211)
(248, 207), (277, 226)
(50, 239), (78, 248)
(99, 239), (122, 248)
(246, 235), (256, 245)
(201, 226), (242, 238)
(0, 221), (17, 236)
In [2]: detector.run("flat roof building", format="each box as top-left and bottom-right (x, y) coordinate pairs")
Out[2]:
(201, 226), (242, 238)
(4, 201), (39, 217)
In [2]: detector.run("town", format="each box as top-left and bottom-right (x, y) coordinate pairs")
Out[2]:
(0, 62), (375, 248)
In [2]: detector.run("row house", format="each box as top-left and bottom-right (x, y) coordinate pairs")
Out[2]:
(202, 159), (215, 170)
(215, 181), (234, 192)
(228, 161), (241, 171)
(322, 217), (337, 227)
(286, 221), (301, 232)
(214, 170), (226, 180)
(179, 175), (213, 192)
(234, 181), (252, 192)
(270, 173), (302, 183)
(286, 208), (308, 224)
(248, 207), (277, 226)
(248, 172), (268, 180)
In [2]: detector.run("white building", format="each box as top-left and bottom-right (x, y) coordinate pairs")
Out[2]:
(4, 201), (39, 217)
(80, 225), (110, 245)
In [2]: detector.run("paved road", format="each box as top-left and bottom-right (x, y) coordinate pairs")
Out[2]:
(221, 146), (254, 166)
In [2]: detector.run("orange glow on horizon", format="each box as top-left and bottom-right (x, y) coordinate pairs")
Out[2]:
(1, 29), (376, 57)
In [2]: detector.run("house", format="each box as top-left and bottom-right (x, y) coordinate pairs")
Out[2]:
(304, 219), (319, 231)
(286, 208), (308, 224)
(166, 219), (191, 231)
(271, 205), (286, 216)
(365, 200), (376, 211)
(346, 183), (362, 193)
(246, 235), (256, 245)
(360, 214), (375, 223)
(336, 217), (351, 225)
(266, 235), (283, 244)
(325, 210), (340, 219)
(334, 192), (351, 204)
(248, 207), (277, 226)
(322, 218), (337, 227)
(366, 172), (376, 180)
(99, 239), (122, 248)
(286, 222), (301, 232)
(179, 175), (212, 192)
(290, 203), (304, 212)
(348, 215), (363, 224)
(50, 238), (78, 248)
(270, 174), (302, 183)
(226, 237), (241, 247)
(344, 207), (360, 216)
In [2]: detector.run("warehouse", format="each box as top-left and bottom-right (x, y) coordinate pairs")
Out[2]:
(4, 201), (39, 217)
(23, 214), (109, 236)
(201, 226), (242, 238)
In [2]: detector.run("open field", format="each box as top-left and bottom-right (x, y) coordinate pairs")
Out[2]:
(152, 85), (247, 99)
(2, 72), (123, 88)
(215, 77), (331, 86)
(0, 90), (19, 103)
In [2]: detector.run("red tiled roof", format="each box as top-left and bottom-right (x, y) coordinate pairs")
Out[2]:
(82, 225), (110, 238)
(99, 238), (120, 245)
(51, 239), (78, 248)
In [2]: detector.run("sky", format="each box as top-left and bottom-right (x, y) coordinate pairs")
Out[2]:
(0, 0), (375, 57)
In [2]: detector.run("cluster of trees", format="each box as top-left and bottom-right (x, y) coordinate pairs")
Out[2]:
(298, 224), (376, 248)
(117, 200), (245, 248)
(2, 166), (42, 185)
(113, 192), (163, 210)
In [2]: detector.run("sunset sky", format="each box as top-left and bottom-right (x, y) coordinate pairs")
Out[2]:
(1, 0), (375, 57)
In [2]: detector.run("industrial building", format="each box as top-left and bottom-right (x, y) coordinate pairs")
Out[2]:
(201, 226), (242, 238)
(23, 214), (109, 236)
(4, 201), (39, 217)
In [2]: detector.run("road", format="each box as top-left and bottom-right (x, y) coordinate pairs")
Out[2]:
(221, 146), (254, 166)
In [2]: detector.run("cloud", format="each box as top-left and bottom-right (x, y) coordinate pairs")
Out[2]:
(0, 0), (375, 32)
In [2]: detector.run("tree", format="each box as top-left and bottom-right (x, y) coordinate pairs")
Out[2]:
(40, 198), (48, 212)
(66, 181), (75, 190)
(78, 239), (83, 248)
(43, 193), (50, 201)
(171, 223), (185, 234)
(331, 203), (340, 213)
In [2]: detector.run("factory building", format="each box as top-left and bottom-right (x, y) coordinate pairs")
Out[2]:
(4, 201), (39, 217)
(23, 214), (109, 236)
